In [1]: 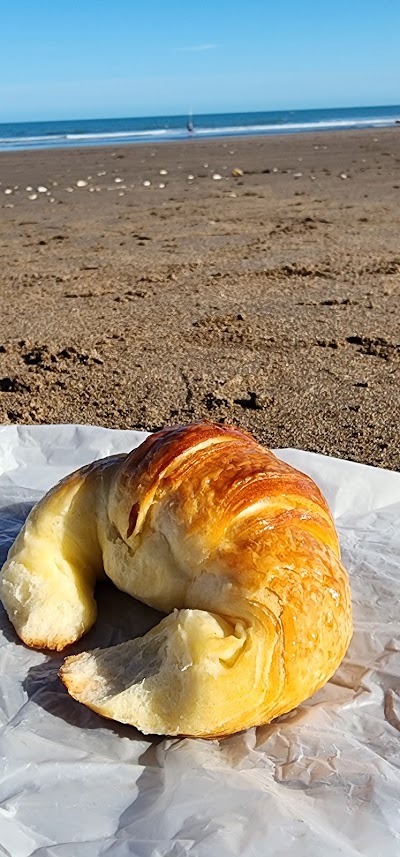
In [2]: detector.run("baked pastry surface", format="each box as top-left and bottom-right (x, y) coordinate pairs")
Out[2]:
(0, 422), (352, 737)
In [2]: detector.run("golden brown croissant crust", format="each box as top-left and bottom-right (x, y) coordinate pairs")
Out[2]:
(0, 422), (352, 738)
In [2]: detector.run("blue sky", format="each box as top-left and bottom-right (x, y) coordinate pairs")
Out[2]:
(2, 0), (400, 122)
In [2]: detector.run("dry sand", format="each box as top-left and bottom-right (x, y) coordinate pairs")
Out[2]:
(0, 128), (399, 469)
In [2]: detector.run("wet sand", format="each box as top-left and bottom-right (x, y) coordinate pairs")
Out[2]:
(0, 128), (399, 469)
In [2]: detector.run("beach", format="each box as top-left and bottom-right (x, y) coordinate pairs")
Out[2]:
(0, 127), (399, 469)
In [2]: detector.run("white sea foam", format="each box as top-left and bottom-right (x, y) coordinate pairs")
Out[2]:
(194, 117), (396, 135)
(65, 129), (169, 141)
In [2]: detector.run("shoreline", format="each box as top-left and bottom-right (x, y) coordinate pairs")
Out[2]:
(1, 123), (400, 157)
(1, 127), (400, 470)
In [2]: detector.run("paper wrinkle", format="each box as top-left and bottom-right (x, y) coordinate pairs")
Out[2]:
(0, 424), (399, 856)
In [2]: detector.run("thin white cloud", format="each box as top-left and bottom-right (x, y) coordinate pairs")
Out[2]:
(179, 43), (218, 53)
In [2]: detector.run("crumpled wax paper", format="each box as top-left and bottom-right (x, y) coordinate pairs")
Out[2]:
(0, 423), (400, 857)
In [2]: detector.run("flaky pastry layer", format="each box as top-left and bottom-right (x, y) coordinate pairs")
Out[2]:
(0, 422), (352, 737)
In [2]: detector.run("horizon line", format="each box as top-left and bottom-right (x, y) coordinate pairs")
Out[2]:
(1, 102), (400, 126)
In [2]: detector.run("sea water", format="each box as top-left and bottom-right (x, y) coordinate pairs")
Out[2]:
(0, 105), (399, 152)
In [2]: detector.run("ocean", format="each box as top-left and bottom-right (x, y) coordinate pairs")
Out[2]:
(0, 105), (399, 153)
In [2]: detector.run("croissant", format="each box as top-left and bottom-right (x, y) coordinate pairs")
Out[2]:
(0, 422), (352, 738)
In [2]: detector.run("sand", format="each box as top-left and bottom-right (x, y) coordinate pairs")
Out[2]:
(0, 128), (399, 469)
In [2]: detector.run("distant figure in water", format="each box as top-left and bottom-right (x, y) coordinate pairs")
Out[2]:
(187, 119), (194, 133)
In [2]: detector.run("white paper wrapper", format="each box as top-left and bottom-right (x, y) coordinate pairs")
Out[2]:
(0, 423), (400, 857)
